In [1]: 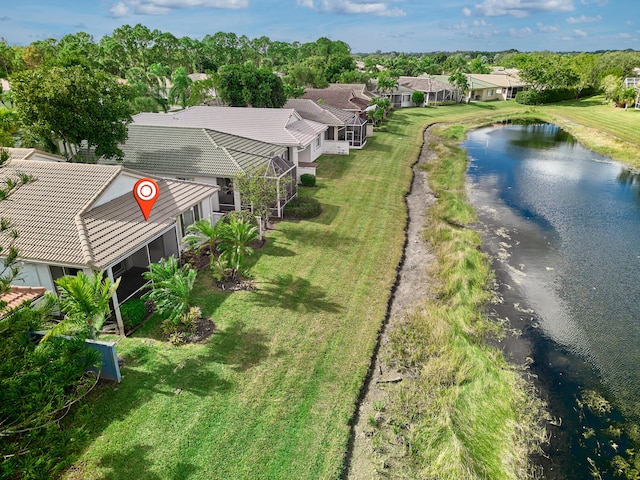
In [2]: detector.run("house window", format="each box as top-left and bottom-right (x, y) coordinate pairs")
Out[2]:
(487, 89), (494, 96)
(50, 266), (82, 292)
(325, 129), (335, 141)
(180, 204), (200, 236)
(315, 135), (321, 149)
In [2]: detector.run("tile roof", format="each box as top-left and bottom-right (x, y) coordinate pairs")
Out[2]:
(132, 106), (326, 147)
(398, 76), (454, 93)
(0, 157), (217, 270)
(0, 286), (46, 313)
(104, 124), (285, 178)
(3, 148), (67, 162)
(302, 88), (365, 112)
(284, 99), (351, 125)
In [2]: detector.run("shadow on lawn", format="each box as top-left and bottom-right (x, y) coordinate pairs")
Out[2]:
(95, 443), (200, 480)
(205, 320), (271, 372)
(251, 274), (343, 314)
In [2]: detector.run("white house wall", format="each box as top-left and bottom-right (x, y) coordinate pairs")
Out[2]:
(324, 141), (350, 155)
(93, 172), (140, 208)
(13, 262), (55, 291)
(310, 135), (323, 162)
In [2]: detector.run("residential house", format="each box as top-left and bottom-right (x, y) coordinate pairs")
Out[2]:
(433, 71), (527, 102)
(301, 84), (375, 119)
(376, 76), (455, 107)
(130, 106), (327, 182)
(102, 123), (296, 216)
(0, 148), (219, 334)
(284, 98), (368, 153)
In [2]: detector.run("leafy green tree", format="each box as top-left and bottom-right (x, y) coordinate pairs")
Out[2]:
(11, 65), (133, 159)
(234, 165), (291, 232)
(411, 90), (425, 106)
(325, 53), (355, 83)
(0, 307), (100, 477)
(216, 63), (286, 107)
(287, 56), (329, 88)
(518, 53), (578, 91)
(44, 272), (120, 340)
(217, 216), (259, 278)
(0, 107), (18, 146)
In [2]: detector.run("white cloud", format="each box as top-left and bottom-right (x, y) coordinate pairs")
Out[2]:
(462, 7), (472, 16)
(297, 0), (406, 17)
(509, 26), (532, 37)
(574, 29), (587, 37)
(619, 33), (632, 38)
(537, 22), (559, 32)
(111, 0), (248, 17)
(473, 19), (488, 26)
(110, 2), (131, 17)
(581, 0), (607, 5)
(470, 0), (574, 18)
(567, 14), (601, 23)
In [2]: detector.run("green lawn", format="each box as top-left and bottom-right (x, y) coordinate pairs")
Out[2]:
(65, 110), (425, 480)
(64, 98), (639, 480)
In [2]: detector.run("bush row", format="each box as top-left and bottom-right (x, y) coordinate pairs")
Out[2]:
(515, 87), (597, 105)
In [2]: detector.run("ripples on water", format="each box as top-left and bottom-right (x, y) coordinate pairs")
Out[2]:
(464, 123), (640, 477)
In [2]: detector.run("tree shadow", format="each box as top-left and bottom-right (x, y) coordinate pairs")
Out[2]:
(204, 320), (271, 372)
(316, 154), (356, 180)
(95, 443), (200, 480)
(311, 203), (340, 225)
(250, 274), (343, 314)
(470, 102), (498, 109)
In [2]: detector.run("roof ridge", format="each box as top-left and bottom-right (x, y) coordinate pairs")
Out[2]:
(74, 213), (96, 267)
(203, 130), (245, 174)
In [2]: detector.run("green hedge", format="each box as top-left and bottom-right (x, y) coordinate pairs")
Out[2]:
(284, 196), (321, 219)
(121, 298), (147, 330)
(300, 174), (316, 187)
(515, 87), (596, 105)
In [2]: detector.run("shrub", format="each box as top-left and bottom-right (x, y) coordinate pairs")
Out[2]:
(221, 209), (259, 227)
(120, 298), (146, 331)
(515, 87), (596, 105)
(284, 196), (322, 219)
(300, 173), (316, 187)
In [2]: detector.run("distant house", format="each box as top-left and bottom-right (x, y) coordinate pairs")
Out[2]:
(130, 106), (327, 182)
(432, 71), (527, 102)
(301, 84), (375, 118)
(285, 98), (368, 153)
(376, 76), (455, 107)
(0, 148), (219, 334)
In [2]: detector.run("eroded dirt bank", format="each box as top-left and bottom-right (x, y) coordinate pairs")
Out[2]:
(344, 126), (437, 479)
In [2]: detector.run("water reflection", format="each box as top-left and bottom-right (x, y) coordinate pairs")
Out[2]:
(465, 123), (640, 479)
(618, 169), (640, 200)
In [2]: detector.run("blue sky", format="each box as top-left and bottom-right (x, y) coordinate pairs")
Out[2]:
(1, 0), (637, 53)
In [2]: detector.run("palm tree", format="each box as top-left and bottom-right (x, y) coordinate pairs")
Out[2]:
(217, 217), (259, 277)
(169, 66), (193, 109)
(45, 271), (120, 340)
(182, 218), (222, 254)
(142, 256), (196, 325)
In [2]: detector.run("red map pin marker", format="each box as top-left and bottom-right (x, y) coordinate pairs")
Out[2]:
(133, 178), (160, 221)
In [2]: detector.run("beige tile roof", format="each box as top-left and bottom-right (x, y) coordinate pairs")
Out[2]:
(398, 76), (454, 93)
(104, 124), (285, 178)
(302, 87), (371, 112)
(3, 148), (67, 162)
(80, 178), (217, 268)
(132, 106), (326, 148)
(284, 99), (354, 125)
(0, 157), (217, 269)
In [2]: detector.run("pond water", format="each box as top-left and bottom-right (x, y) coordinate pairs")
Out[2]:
(464, 123), (640, 478)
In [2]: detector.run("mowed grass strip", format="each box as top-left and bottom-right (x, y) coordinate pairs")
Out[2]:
(64, 111), (423, 480)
